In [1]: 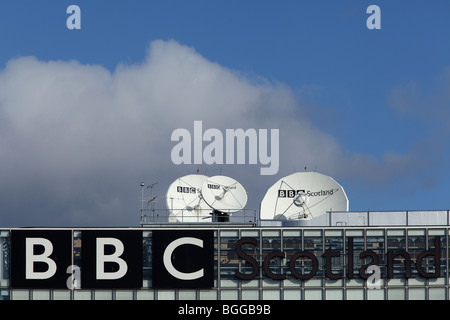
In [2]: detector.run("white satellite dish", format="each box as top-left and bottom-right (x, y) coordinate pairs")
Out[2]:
(260, 172), (348, 221)
(200, 175), (248, 221)
(166, 174), (211, 222)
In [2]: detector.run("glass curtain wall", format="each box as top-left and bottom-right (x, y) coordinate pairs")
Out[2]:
(0, 227), (448, 300)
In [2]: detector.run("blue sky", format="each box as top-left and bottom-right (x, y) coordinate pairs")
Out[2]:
(0, 1), (449, 226)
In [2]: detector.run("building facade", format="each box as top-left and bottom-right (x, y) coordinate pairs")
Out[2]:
(1, 210), (449, 300)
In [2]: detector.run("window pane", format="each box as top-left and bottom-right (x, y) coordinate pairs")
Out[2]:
(262, 230), (282, 283)
(220, 289), (238, 300)
(283, 289), (301, 300)
(12, 289), (30, 300)
(242, 289), (259, 299)
(325, 289), (343, 300)
(429, 287), (446, 300)
(157, 290), (175, 300)
(94, 290), (112, 300)
(0, 289), (10, 300)
(408, 287), (425, 300)
(367, 288), (385, 300)
(0, 231), (10, 286)
(136, 290), (154, 300)
(199, 289), (217, 300)
(262, 290), (280, 300)
(74, 290), (92, 300)
(115, 290), (134, 300)
(32, 289), (50, 300)
(388, 288), (405, 300)
(179, 290), (196, 300)
(53, 290), (71, 300)
(346, 289), (364, 300)
(304, 289), (322, 300)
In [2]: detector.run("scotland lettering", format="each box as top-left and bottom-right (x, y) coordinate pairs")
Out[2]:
(235, 237), (441, 281)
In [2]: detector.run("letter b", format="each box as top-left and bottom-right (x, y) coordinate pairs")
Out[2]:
(25, 238), (57, 280)
(11, 230), (72, 288)
(96, 238), (128, 280)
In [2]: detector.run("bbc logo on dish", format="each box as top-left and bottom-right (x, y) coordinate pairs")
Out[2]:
(278, 190), (304, 198)
(177, 186), (197, 194)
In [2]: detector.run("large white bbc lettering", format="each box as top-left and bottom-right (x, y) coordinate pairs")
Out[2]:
(96, 238), (128, 280)
(25, 238), (57, 279)
(163, 237), (204, 280)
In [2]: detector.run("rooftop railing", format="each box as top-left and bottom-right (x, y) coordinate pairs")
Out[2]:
(140, 208), (258, 226)
(141, 209), (450, 228)
(261, 210), (450, 227)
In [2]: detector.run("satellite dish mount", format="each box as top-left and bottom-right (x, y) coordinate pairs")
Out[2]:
(211, 209), (230, 222)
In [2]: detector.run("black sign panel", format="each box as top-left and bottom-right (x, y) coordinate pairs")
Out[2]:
(152, 230), (214, 288)
(10, 230), (72, 288)
(81, 230), (142, 288)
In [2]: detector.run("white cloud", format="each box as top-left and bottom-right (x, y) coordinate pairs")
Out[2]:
(0, 40), (429, 226)
(389, 66), (450, 125)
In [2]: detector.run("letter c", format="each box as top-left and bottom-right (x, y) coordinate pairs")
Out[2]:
(163, 237), (204, 280)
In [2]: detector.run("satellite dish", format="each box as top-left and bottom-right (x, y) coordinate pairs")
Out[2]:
(166, 174), (211, 222)
(260, 172), (348, 221)
(200, 175), (248, 221)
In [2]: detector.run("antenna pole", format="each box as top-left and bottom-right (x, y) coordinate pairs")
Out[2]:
(140, 182), (145, 224)
(147, 182), (158, 221)
(140, 182), (158, 224)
